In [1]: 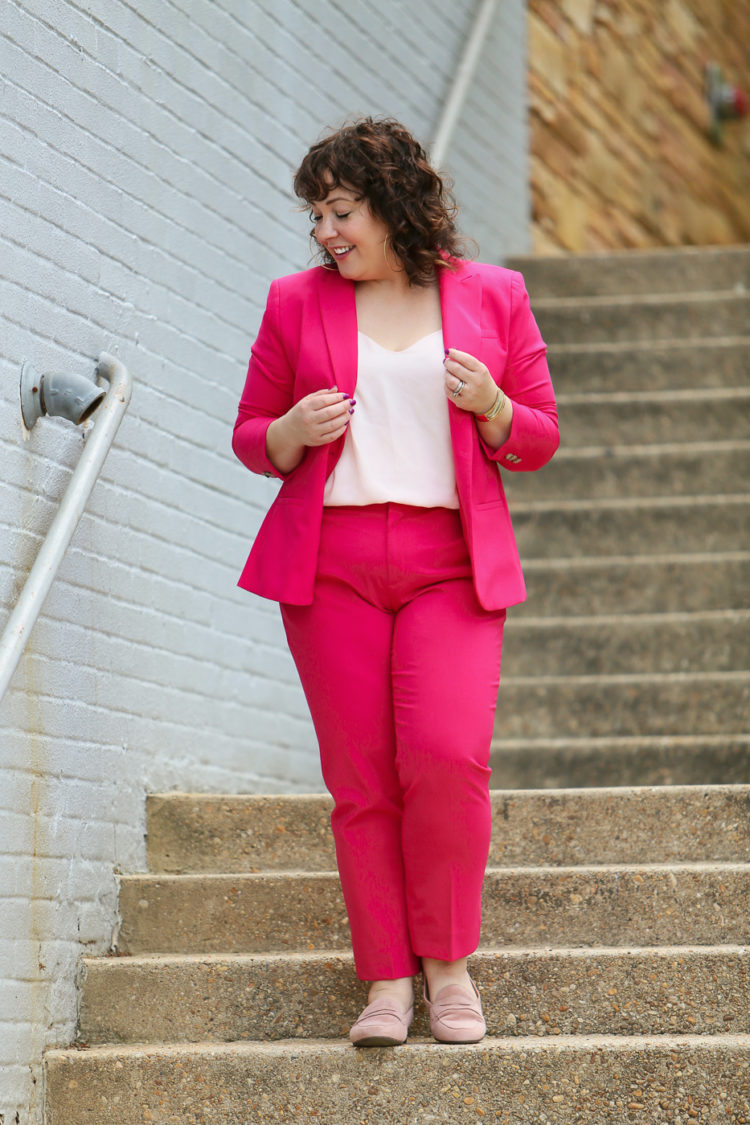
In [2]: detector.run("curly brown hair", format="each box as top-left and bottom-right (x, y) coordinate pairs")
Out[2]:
(293, 117), (467, 286)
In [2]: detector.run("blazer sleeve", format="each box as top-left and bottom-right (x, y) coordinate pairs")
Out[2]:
(480, 270), (559, 473)
(232, 280), (295, 480)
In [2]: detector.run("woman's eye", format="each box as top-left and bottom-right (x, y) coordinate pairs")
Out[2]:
(310, 210), (351, 224)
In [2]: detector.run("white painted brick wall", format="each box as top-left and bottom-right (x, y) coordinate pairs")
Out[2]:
(0, 1), (527, 1119)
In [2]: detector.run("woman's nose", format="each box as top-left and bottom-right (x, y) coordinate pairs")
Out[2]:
(317, 215), (337, 241)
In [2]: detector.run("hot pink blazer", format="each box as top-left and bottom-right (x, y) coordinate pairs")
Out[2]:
(232, 259), (559, 610)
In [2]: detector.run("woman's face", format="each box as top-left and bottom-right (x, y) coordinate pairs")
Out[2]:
(310, 184), (396, 282)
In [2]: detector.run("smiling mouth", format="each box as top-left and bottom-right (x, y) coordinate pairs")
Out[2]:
(331, 246), (353, 256)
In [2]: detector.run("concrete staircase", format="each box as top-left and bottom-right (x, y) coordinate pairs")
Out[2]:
(46, 787), (750, 1122)
(45, 247), (750, 1122)
(496, 245), (750, 788)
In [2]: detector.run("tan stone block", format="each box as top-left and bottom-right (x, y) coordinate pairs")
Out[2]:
(583, 210), (622, 251)
(695, 179), (750, 241)
(597, 31), (646, 119)
(560, 0), (595, 36)
(529, 157), (582, 251)
(529, 13), (570, 98)
(531, 223), (566, 255)
(548, 179), (589, 251)
(636, 169), (675, 240)
(657, 116), (713, 182)
(529, 0), (750, 249)
(571, 75), (654, 165)
(530, 153), (559, 198)
(656, 61), (711, 134)
(674, 193), (737, 245)
(581, 225), (617, 252)
(607, 208), (659, 249)
(580, 38), (601, 79)
(647, 188), (684, 245)
(531, 121), (576, 179)
(665, 0), (699, 49)
(651, 2), (699, 58)
(583, 132), (641, 215)
(554, 108), (589, 156)
(529, 77), (560, 126)
(530, 0), (570, 39)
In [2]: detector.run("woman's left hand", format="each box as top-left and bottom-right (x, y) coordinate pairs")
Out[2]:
(443, 348), (498, 416)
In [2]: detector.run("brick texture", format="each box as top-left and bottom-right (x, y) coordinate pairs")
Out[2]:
(529, 0), (750, 252)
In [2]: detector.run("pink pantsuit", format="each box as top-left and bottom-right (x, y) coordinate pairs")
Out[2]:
(233, 260), (559, 979)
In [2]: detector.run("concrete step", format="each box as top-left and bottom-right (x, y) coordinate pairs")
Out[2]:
(496, 672), (750, 739)
(116, 863), (750, 955)
(511, 495), (749, 559)
(44, 1033), (750, 1124)
(77, 944), (750, 1045)
(507, 244), (750, 297)
(520, 553), (750, 616)
(490, 737), (750, 790)
(547, 391), (750, 451)
(502, 610), (750, 676)
(549, 337), (750, 394)
(533, 292), (749, 346)
(507, 442), (750, 502)
(146, 793), (336, 875)
(145, 786), (750, 875)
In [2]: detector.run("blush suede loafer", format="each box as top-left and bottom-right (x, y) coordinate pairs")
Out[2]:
(424, 979), (486, 1043)
(349, 997), (414, 1047)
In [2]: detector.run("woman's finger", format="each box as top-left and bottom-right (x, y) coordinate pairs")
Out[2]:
(445, 347), (481, 370)
(309, 389), (350, 411)
(309, 416), (350, 445)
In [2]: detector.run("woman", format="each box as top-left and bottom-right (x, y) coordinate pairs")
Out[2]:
(233, 117), (558, 1047)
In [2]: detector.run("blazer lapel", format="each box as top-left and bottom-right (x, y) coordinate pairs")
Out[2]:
(439, 261), (482, 357)
(316, 268), (358, 397)
(439, 263), (482, 500)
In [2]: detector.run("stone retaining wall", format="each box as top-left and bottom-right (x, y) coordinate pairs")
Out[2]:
(529, 0), (750, 252)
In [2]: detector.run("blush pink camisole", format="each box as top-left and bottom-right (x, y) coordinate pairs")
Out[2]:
(323, 330), (460, 509)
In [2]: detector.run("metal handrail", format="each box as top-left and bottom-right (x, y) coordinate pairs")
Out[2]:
(0, 353), (133, 703)
(431, 0), (500, 168)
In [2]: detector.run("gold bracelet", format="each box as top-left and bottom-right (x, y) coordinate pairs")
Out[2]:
(476, 388), (506, 422)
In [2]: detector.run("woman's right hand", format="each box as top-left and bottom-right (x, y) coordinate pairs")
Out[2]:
(266, 388), (353, 474)
(285, 388), (353, 446)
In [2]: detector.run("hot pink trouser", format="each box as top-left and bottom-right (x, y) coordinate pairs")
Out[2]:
(281, 504), (506, 981)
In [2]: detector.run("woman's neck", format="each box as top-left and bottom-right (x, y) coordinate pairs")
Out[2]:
(354, 273), (442, 351)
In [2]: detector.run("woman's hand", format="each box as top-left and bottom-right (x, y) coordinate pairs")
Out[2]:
(283, 388), (353, 446)
(444, 348), (513, 448)
(266, 388), (353, 474)
(443, 349), (498, 415)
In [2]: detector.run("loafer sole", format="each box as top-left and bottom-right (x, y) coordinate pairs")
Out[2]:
(352, 1034), (408, 1047)
(432, 1032), (485, 1044)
